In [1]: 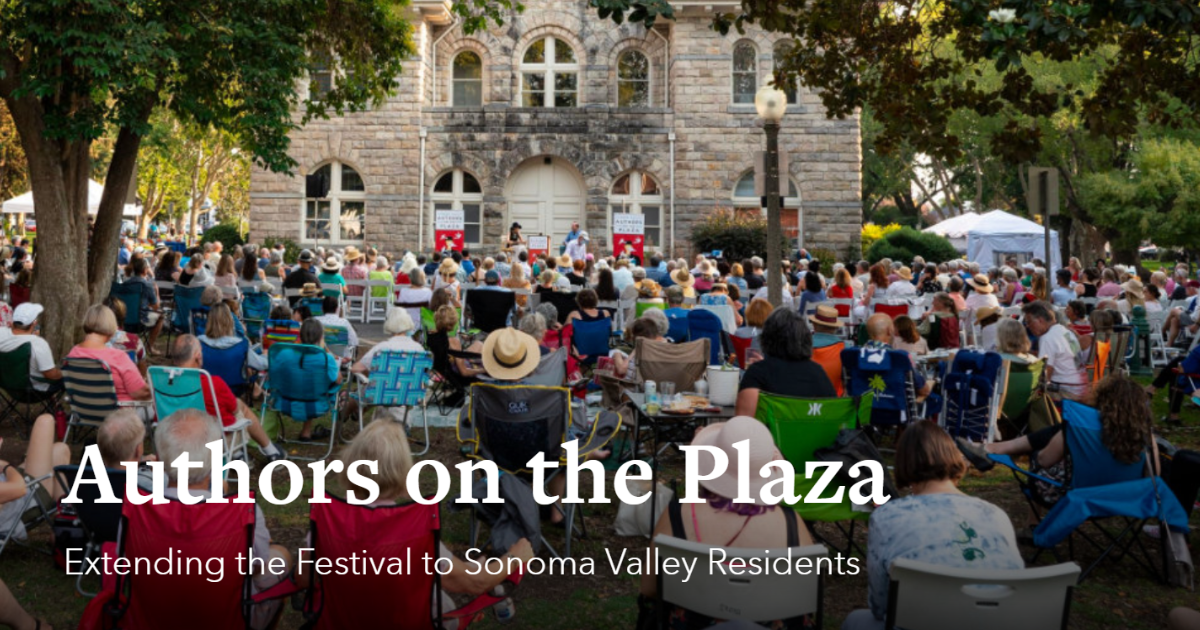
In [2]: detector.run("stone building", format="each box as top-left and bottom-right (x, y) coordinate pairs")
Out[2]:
(248, 0), (862, 260)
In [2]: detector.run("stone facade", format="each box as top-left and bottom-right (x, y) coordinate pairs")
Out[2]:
(249, 0), (862, 260)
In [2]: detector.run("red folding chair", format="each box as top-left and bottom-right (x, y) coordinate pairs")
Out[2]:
(257, 495), (520, 629)
(82, 494), (256, 630)
(730, 334), (754, 368)
(873, 302), (909, 319)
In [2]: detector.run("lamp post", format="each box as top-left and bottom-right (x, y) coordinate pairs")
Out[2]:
(756, 84), (788, 307)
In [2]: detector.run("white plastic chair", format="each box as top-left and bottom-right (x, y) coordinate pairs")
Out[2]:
(886, 558), (1080, 630)
(343, 278), (368, 322)
(366, 280), (392, 323)
(655, 535), (828, 626)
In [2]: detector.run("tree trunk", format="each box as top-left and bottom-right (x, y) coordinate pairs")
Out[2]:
(87, 125), (143, 302)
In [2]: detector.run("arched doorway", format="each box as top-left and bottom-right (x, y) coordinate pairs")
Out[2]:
(506, 156), (585, 248)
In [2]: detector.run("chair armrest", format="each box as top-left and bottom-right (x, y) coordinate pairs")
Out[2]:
(988, 454), (1063, 487)
(353, 372), (369, 385)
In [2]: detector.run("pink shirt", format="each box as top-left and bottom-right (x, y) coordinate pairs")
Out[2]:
(341, 263), (369, 296)
(66, 345), (147, 402)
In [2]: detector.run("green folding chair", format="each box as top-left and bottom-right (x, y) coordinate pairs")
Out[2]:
(998, 356), (1045, 437)
(754, 391), (874, 553)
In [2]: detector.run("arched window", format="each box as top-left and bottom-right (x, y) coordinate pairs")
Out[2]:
(732, 42), (757, 104)
(431, 170), (483, 245)
(609, 172), (663, 250)
(773, 40), (797, 105)
(732, 171), (801, 245)
(520, 37), (579, 108)
(304, 161), (365, 243)
(617, 50), (650, 107)
(452, 51), (483, 107)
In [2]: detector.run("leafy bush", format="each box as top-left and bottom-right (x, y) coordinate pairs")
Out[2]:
(861, 222), (902, 254)
(262, 237), (302, 264)
(806, 247), (843, 267)
(200, 223), (245, 253)
(865, 227), (959, 264)
(691, 210), (787, 262)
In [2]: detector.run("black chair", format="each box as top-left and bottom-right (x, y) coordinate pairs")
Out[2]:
(54, 464), (127, 597)
(426, 331), (479, 414)
(541, 292), (580, 325)
(0, 344), (62, 437)
(464, 289), (517, 333)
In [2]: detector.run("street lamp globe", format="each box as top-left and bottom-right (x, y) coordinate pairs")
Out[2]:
(755, 84), (788, 122)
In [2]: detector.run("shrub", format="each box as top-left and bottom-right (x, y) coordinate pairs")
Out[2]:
(691, 210), (788, 263)
(806, 247), (842, 267)
(865, 227), (959, 264)
(861, 222), (902, 254)
(262, 237), (302, 264)
(200, 223), (245, 253)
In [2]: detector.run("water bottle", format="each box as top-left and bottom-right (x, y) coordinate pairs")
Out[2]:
(645, 380), (660, 415)
(492, 585), (515, 624)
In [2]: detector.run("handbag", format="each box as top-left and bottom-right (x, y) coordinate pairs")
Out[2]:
(813, 428), (899, 502)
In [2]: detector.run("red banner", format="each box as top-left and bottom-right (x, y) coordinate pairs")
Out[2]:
(527, 234), (550, 259)
(434, 210), (464, 252)
(612, 213), (645, 262)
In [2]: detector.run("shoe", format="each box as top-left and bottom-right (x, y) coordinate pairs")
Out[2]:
(264, 449), (287, 463)
(955, 437), (995, 472)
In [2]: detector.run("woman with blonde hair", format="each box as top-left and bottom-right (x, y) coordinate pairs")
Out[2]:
(726, 262), (748, 294)
(200, 302), (267, 371)
(502, 262), (532, 308)
(66, 305), (151, 402)
(433, 258), (462, 303)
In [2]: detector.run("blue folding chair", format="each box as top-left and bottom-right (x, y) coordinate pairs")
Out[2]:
(841, 346), (921, 427)
(241, 291), (272, 342)
(299, 296), (325, 316)
(353, 350), (434, 455)
(190, 306), (210, 337)
(990, 400), (1190, 583)
(687, 308), (726, 364)
(261, 343), (342, 461)
(262, 319), (300, 353)
(939, 350), (1005, 442)
(323, 324), (357, 364)
(665, 308), (689, 343)
(200, 336), (252, 398)
(108, 281), (148, 336)
(170, 284), (205, 337)
(148, 366), (250, 463)
(572, 318), (612, 366)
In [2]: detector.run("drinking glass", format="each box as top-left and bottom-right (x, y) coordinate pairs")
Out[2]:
(660, 382), (676, 405)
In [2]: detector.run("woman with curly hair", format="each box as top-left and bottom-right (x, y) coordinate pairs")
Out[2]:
(956, 373), (1158, 484)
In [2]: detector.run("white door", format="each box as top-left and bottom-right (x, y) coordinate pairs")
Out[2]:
(507, 157), (585, 248)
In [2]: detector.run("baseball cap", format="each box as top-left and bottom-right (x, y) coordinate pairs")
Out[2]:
(298, 249), (314, 263)
(13, 303), (44, 326)
(485, 270), (501, 284)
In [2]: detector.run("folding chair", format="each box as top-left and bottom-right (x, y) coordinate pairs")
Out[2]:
(262, 319), (300, 353)
(261, 343), (343, 461)
(635, 300), (665, 319)
(686, 309), (727, 364)
(0, 343), (62, 436)
(526, 347), (569, 387)
(342, 278), (368, 322)
(189, 305), (210, 337)
(200, 336), (254, 398)
(636, 338), (709, 392)
(812, 340), (847, 397)
(990, 400), (1192, 583)
(322, 324), (358, 364)
(0, 469), (57, 559)
(353, 350), (434, 456)
(54, 464), (126, 597)
(841, 346), (921, 427)
(939, 350), (1005, 443)
(572, 317), (612, 366)
(665, 309), (689, 342)
(253, 495), (519, 629)
(998, 357), (1045, 436)
(167, 284), (205, 347)
(729, 333), (753, 368)
(84, 495), (257, 630)
(873, 301), (909, 319)
(148, 366), (251, 463)
(694, 303), (736, 335)
(299, 296), (325, 316)
(886, 558), (1080, 630)
(240, 291), (272, 343)
(754, 392), (877, 554)
(540, 292), (580, 326)
(457, 382), (621, 558)
(655, 534), (827, 628)
(462, 290), (515, 333)
(365, 279), (392, 323)
(108, 281), (149, 340)
(61, 357), (153, 443)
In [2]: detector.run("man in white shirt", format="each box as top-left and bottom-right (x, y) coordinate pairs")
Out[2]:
(314, 295), (359, 360)
(1023, 301), (1088, 400)
(565, 231), (589, 263)
(612, 259), (635, 293)
(1166, 280), (1200, 346)
(0, 303), (61, 392)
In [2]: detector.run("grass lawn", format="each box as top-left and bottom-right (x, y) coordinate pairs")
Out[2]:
(2, 373), (1199, 629)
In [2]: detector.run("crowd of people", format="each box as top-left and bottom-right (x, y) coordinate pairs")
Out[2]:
(0, 230), (1198, 629)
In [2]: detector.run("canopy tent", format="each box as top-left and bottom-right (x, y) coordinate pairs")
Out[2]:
(922, 211), (981, 252)
(964, 210), (1060, 272)
(1, 180), (142, 216)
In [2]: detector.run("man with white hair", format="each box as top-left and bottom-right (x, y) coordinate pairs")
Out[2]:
(494, 252), (511, 278)
(97, 408), (151, 469)
(566, 230), (589, 263)
(152, 409), (291, 628)
(352, 308), (422, 377)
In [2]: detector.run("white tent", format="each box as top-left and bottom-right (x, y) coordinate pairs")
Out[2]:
(922, 211), (981, 252)
(964, 210), (1060, 272)
(1, 180), (142, 216)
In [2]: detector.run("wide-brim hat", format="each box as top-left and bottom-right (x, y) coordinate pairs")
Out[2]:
(438, 258), (459, 276)
(808, 304), (841, 329)
(671, 268), (695, 287)
(343, 246), (363, 262)
(897, 266), (913, 281)
(1122, 278), (1145, 293)
(967, 273), (994, 294)
(321, 256), (341, 273)
(690, 417), (783, 504)
(558, 254), (573, 268)
(300, 282), (321, 297)
(481, 329), (541, 381)
(975, 305), (1002, 323)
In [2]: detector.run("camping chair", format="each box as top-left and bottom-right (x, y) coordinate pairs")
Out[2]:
(457, 382), (621, 558)
(872, 301), (909, 319)
(299, 296), (325, 316)
(0, 343), (62, 437)
(686, 309), (727, 364)
(426, 331), (476, 415)
(572, 317), (612, 366)
(353, 350), (434, 456)
(108, 281), (149, 339)
(189, 305), (210, 337)
(262, 319), (300, 353)
(654, 534), (827, 629)
(925, 315), (961, 351)
(526, 347), (569, 387)
(200, 336), (254, 398)
(540, 292), (579, 325)
(322, 324), (357, 364)
(989, 400), (1192, 583)
(664, 309), (689, 342)
(636, 338), (708, 392)
(694, 303), (736, 335)
(261, 343), (343, 462)
(635, 300), (665, 319)
(61, 357), (153, 443)
(148, 366), (251, 464)
(812, 340), (847, 397)
(240, 291), (272, 343)
(841, 346), (922, 427)
(753, 392), (876, 554)
(84, 495), (258, 630)
(54, 465), (126, 597)
(253, 495), (520, 630)
(729, 332), (754, 368)
(886, 559), (1080, 630)
(464, 289), (516, 333)
(939, 350), (1005, 443)
(543, 325), (580, 380)
(0, 470), (57, 560)
(165, 284), (204, 347)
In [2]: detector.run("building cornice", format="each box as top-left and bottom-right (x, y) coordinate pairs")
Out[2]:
(409, 0), (454, 25)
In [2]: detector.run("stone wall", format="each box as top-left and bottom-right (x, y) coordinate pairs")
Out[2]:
(249, 0), (862, 261)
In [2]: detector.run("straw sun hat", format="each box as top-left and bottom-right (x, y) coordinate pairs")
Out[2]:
(481, 329), (541, 381)
(690, 417), (783, 504)
(966, 273), (994, 294)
